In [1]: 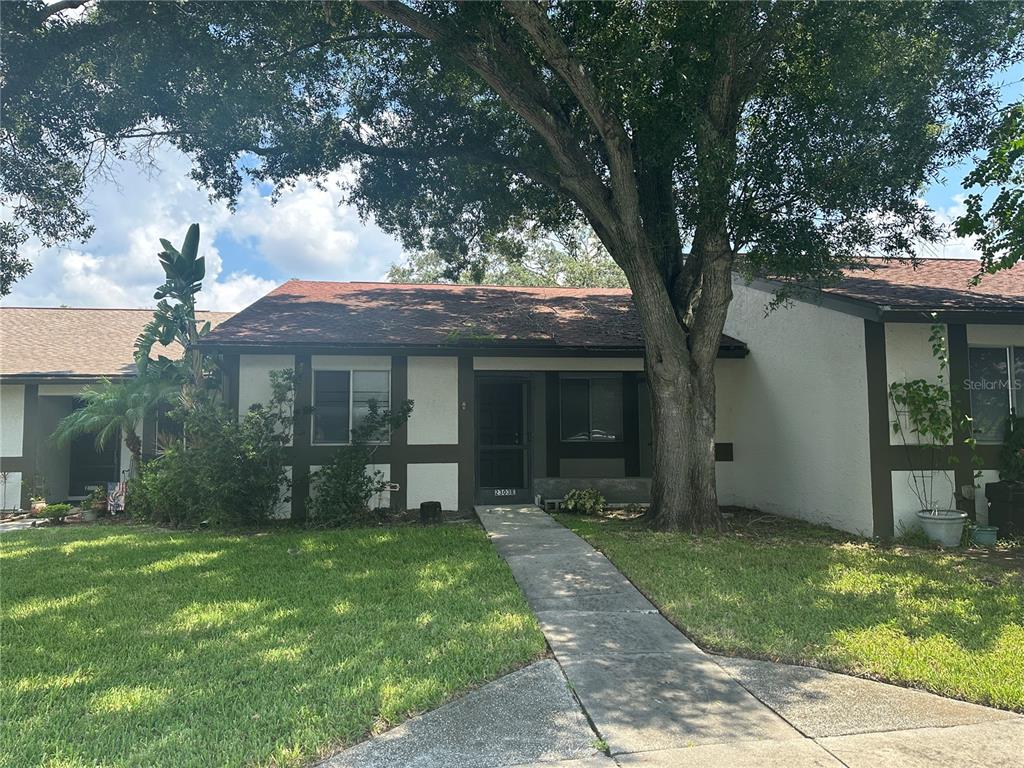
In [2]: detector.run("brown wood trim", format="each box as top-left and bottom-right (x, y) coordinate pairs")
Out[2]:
(222, 353), (240, 416)
(389, 355), (409, 512)
(544, 372), (560, 477)
(289, 353), (312, 522)
(865, 319), (894, 540)
(19, 385), (39, 509)
(623, 372), (641, 475)
(200, 342), (748, 359)
(456, 355), (476, 511)
(946, 324), (976, 518)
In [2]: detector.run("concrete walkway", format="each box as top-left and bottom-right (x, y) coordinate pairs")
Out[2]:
(324, 505), (1022, 767)
(478, 505), (1023, 767)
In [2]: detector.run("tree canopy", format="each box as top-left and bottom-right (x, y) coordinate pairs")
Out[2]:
(4, 0), (1022, 529)
(3, 2), (1020, 289)
(389, 227), (627, 287)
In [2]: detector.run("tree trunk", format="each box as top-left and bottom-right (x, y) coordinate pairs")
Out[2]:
(124, 430), (142, 478)
(614, 248), (726, 533)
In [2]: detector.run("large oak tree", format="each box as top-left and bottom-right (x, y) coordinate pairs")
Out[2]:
(3, 1), (1021, 530)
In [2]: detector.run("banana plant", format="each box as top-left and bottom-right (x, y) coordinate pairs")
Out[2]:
(134, 223), (211, 389)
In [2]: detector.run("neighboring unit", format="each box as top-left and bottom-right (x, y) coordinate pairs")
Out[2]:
(724, 258), (1023, 537)
(0, 308), (232, 510)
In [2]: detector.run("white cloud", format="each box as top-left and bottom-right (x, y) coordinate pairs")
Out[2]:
(227, 170), (402, 281)
(916, 195), (979, 260)
(4, 141), (403, 311)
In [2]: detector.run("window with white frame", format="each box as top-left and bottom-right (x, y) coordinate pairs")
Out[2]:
(967, 346), (1023, 443)
(559, 374), (623, 442)
(312, 369), (391, 444)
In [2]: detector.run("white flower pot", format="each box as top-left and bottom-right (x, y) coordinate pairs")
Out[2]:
(916, 509), (968, 547)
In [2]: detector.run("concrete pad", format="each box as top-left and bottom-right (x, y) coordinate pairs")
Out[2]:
(560, 653), (801, 754)
(616, 738), (844, 767)
(505, 554), (636, 604)
(510, 760), (617, 768)
(818, 717), (1024, 767)
(529, 588), (656, 614)
(320, 659), (598, 768)
(537, 610), (701, 658)
(476, 505), (565, 530)
(717, 656), (1018, 738)
(489, 528), (598, 558)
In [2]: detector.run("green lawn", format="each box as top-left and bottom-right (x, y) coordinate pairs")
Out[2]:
(558, 513), (1024, 711)
(1, 524), (545, 768)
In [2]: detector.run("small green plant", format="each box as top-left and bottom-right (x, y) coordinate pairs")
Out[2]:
(888, 323), (981, 512)
(562, 488), (605, 515)
(308, 399), (413, 527)
(31, 502), (72, 523)
(998, 412), (1024, 483)
(591, 737), (609, 753)
(87, 485), (108, 513)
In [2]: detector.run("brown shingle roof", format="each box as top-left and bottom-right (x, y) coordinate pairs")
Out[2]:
(203, 280), (747, 354)
(0, 308), (233, 379)
(824, 258), (1024, 311)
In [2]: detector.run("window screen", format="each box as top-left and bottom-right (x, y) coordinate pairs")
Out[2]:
(968, 347), (1012, 443)
(352, 370), (391, 440)
(560, 375), (623, 442)
(313, 370), (351, 443)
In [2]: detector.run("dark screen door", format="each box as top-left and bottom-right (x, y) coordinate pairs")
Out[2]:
(477, 378), (531, 503)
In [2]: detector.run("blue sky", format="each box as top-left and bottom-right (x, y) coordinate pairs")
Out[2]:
(5, 65), (1022, 311)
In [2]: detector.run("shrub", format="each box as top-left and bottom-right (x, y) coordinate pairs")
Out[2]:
(31, 503), (72, 523)
(562, 488), (605, 516)
(127, 370), (295, 527)
(308, 400), (412, 527)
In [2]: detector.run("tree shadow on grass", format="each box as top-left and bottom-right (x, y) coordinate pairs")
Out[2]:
(562, 514), (1024, 710)
(1, 525), (545, 768)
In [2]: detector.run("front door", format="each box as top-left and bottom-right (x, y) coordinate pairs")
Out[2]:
(476, 377), (531, 504)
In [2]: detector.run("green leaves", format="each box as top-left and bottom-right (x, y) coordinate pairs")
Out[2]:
(154, 224), (205, 302)
(956, 103), (1024, 280)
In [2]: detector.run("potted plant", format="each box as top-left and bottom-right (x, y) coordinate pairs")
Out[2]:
(28, 473), (48, 512)
(985, 412), (1024, 537)
(81, 486), (107, 522)
(889, 327), (968, 547)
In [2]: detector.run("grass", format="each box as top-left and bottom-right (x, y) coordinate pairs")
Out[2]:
(0, 524), (545, 768)
(557, 511), (1024, 711)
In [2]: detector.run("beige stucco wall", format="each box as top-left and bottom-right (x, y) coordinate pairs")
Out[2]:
(1, 384), (25, 458)
(407, 356), (459, 445)
(407, 462), (459, 510)
(718, 279), (874, 535)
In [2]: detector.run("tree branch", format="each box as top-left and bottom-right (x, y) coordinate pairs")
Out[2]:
(356, 1), (616, 229)
(35, 0), (91, 26)
(501, 1), (643, 225)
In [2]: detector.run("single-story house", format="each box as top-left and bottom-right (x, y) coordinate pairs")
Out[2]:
(199, 257), (1023, 538)
(0, 307), (231, 509)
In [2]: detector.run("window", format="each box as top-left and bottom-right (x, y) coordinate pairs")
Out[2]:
(313, 371), (351, 444)
(312, 369), (391, 444)
(560, 375), (623, 442)
(968, 346), (1023, 443)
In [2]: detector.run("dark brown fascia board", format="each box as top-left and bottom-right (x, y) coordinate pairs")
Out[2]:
(879, 309), (1024, 325)
(0, 373), (133, 385)
(202, 341), (749, 359)
(740, 275), (1024, 325)
(739, 276), (885, 321)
